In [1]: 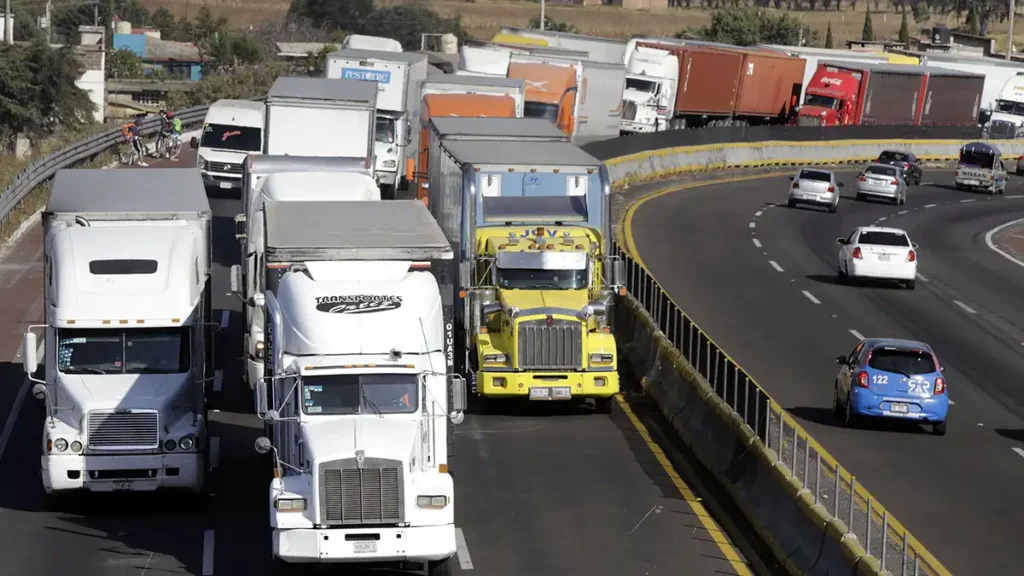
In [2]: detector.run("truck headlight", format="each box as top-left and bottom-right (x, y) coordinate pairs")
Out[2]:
(589, 353), (613, 365)
(275, 498), (306, 512)
(483, 353), (507, 365)
(179, 435), (195, 450)
(53, 438), (68, 452)
(70, 441), (82, 453)
(417, 495), (449, 509)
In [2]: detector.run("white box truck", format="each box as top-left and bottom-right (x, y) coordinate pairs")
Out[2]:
(235, 155), (382, 392)
(264, 77), (377, 164)
(24, 168), (215, 499)
(228, 200), (466, 574)
(325, 49), (429, 194)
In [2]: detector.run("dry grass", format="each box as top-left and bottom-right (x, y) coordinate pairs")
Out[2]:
(141, 0), (1021, 50)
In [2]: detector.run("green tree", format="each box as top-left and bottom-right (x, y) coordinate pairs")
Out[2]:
(107, 48), (144, 78)
(168, 63), (288, 109)
(898, 11), (910, 44)
(288, 0), (376, 32)
(825, 21), (834, 48)
(862, 8), (874, 41)
(963, 5), (980, 36)
(306, 44), (340, 76)
(360, 5), (469, 51)
(687, 7), (817, 47)
(207, 32), (267, 67)
(528, 16), (578, 33)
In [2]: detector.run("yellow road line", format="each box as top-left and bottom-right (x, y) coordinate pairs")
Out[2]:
(620, 173), (952, 576)
(615, 394), (754, 576)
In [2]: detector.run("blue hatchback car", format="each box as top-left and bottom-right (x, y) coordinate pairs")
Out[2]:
(832, 338), (948, 436)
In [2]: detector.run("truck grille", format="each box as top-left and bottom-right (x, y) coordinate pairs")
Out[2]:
(987, 120), (1017, 139)
(796, 115), (823, 127)
(321, 461), (403, 525)
(87, 410), (159, 450)
(622, 100), (637, 121)
(517, 318), (584, 370)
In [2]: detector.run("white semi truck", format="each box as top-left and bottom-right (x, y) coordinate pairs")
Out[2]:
(23, 168), (214, 498)
(619, 45), (679, 134)
(263, 76), (378, 167)
(325, 49), (429, 194)
(984, 74), (1024, 138)
(236, 155), (381, 391)
(229, 200), (465, 574)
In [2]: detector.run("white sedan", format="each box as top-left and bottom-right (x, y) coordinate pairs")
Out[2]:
(836, 226), (919, 289)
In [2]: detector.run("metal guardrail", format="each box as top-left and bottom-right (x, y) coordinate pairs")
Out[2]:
(0, 104), (213, 229)
(613, 239), (941, 576)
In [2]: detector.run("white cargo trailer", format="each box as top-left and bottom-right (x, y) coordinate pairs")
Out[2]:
(497, 26), (627, 64)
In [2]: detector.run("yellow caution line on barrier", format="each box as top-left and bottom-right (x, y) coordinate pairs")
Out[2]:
(620, 171), (953, 576)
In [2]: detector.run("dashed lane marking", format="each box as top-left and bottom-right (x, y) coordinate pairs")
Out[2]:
(455, 527), (474, 570)
(898, 210), (909, 215)
(917, 273), (930, 282)
(749, 222), (755, 229)
(953, 300), (977, 314)
(801, 290), (821, 304)
(752, 238), (761, 248)
(754, 210), (763, 217)
(925, 204), (937, 208)
(202, 530), (215, 575)
(1013, 447), (1024, 460)
(959, 199), (976, 203)
(769, 260), (784, 273)
(849, 329), (865, 340)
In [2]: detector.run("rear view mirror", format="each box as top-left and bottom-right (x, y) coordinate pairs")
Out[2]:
(912, 242), (919, 250)
(190, 136), (198, 149)
(23, 331), (38, 375)
(835, 354), (848, 365)
(254, 378), (269, 418)
(230, 264), (243, 295)
(836, 237), (847, 245)
(839, 182), (846, 187)
(448, 374), (466, 424)
(788, 175), (795, 181)
(254, 436), (273, 455)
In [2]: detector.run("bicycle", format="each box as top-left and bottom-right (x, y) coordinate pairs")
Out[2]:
(118, 139), (148, 167)
(155, 132), (183, 160)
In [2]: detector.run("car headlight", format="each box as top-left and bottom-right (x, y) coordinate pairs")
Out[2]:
(483, 353), (507, 365)
(179, 436), (195, 450)
(589, 353), (613, 365)
(275, 498), (306, 512)
(53, 438), (68, 452)
(417, 495), (449, 509)
(199, 157), (208, 171)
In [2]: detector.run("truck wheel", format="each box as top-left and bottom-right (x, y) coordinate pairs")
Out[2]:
(594, 397), (614, 414)
(428, 556), (454, 576)
(268, 557), (290, 575)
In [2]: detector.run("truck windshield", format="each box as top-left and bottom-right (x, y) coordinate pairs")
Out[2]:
(995, 99), (1024, 116)
(200, 123), (262, 152)
(959, 152), (995, 169)
(496, 267), (588, 290)
(375, 117), (396, 144)
(803, 94), (839, 109)
(57, 328), (190, 375)
(625, 78), (658, 93)
(302, 373), (418, 415)
(524, 102), (560, 125)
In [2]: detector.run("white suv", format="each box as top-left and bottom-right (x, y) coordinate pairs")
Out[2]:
(836, 226), (919, 289)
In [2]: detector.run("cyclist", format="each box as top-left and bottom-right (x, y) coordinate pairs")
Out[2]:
(164, 111), (184, 160)
(120, 120), (148, 166)
(154, 109), (173, 156)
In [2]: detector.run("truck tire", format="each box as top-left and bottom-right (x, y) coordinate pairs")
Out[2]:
(428, 556), (454, 576)
(594, 397), (614, 414)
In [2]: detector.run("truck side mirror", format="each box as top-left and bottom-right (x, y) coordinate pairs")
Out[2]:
(32, 383), (47, 401)
(255, 377), (269, 418)
(23, 331), (38, 375)
(448, 374), (466, 424)
(254, 436), (273, 454)
(610, 259), (627, 292)
(190, 136), (199, 149)
(234, 214), (247, 240)
(481, 301), (503, 317)
(230, 264), (242, 295)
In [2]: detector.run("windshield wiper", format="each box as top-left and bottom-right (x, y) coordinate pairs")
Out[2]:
(361, 389), (383, 418)
(72, 366), (109, 375)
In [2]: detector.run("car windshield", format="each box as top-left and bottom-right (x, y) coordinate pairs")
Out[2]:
(804, 94), (839, 109)
(799, 170), (832, 182)
(302, 373), (418, 415)
(57, 328), (190, 375)
(858, 231), (911, 247)
(868, 348), (937, 376)
(879, 151), (909, 162)
(495, 267), (588, 290)
(199, 123), (262, 152)
(865, 166), (898, 177)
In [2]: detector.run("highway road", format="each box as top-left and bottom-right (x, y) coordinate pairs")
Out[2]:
(627, 169), (1024, 575)
(0, 146), (765, 575)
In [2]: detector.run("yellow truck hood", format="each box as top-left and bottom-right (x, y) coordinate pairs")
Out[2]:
(501, 290), (588, 318)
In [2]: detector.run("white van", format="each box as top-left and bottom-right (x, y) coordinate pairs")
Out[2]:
(189, 99), (265, 194)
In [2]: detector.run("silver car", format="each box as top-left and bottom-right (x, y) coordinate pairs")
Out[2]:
(855, 164), (907, 205)
(787, 168), (843, 213)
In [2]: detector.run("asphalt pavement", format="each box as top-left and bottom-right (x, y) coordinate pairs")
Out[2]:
(0, 146), (760, 576)
(627, 169), (1024, 575)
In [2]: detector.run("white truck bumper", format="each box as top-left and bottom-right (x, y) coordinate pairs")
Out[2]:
(42, 452), (204, 493)
(273, 524), (456, 564)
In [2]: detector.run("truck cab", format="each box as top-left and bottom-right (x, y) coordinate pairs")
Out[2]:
(797, 65), (861, 126)
(985, 76), (1024, 138)
(25, 169), (214, 498)
(231, 200), (466, 574)
(620, 46), (679, 134)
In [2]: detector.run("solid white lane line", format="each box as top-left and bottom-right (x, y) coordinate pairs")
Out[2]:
(455, 527), (474, 570)
(202, 530), (215, 575)
(220, 310), (230, 329)
(959, 198), (976, 203)
(924, 203), (937, 208)
(210, 437), (220, 470)
(752, 238), (762, 248)
(953, 300), (977, 314)
(801, 290), (821, 304)
(755, 210), (763, 217)
(769, 260), (784, 272)
(0, 341), (43, 464)
(214, 369), (223, 393)
(984, 218), (1024, 271)
(749, 222), (756, 229)
(849, 329), (865, 340)
(916, 273), (929, 282)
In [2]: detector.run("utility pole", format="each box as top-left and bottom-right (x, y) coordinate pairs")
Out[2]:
(3, 0), (11, 44)
(1009, 0), (1016, 61)
(45, 0), (51, 44)
(539, 0), (545, 30)
(94, 3), (98, 26)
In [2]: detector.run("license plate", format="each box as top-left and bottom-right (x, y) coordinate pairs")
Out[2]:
(353, 541), (377, 554)
(964, 180), (980, 186)
(112, 481), (133, 491)
(219, 181), (232, 189)
(878, 254), (890, 262)
(890, 403), (909, 413)
(529, 386), (571, 400)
